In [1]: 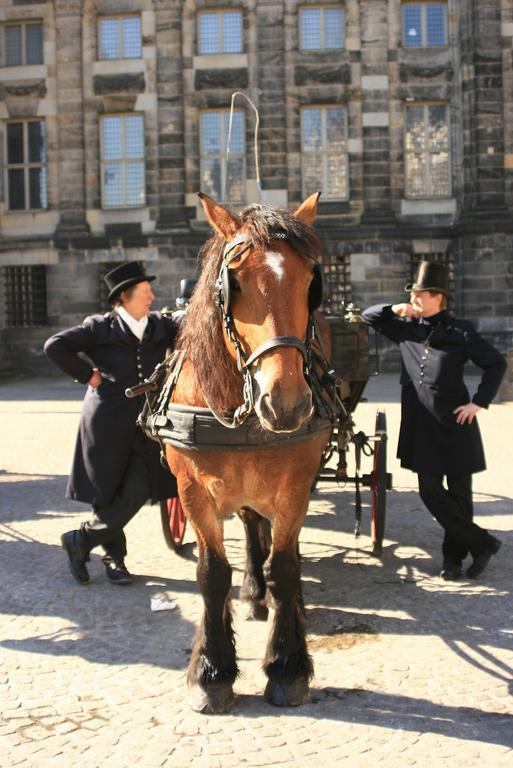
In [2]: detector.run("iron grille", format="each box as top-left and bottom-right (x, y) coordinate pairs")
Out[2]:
(321, 249), (351, 315)
(2, 264), (47, 326)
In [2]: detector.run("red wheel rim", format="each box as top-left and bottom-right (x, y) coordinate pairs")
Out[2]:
(167, 497), (186, 544)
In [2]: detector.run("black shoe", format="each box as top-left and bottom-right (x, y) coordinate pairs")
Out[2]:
(439, 562), (462, 581)
(103, 558), (134, 585)
(61, 530), (90, 585)
(466, 536), (502, 579)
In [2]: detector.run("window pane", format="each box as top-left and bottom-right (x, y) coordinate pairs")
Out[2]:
(8, 168), (25, 209)
(326, 108), (345, 148)
(428, 105), (448, 150)
(426, 4), (446, 46)
(125, 115), (144, 158)
(302, 154), (322, 197)
(324, 8), (344, 49)
(29, 166), (47, 209)
(202, 112), (221, 154)
(300, 9), (321, 50)
(326, 155), (347, 198)
(7, 123), (24, 164)
(302, 109), (322, 151)
(126, 163), (145, 205)
(405, 153), (426, 197)
(199, 13), (218, 54)
(226, 157), (245, 203)
(99, 19), (119, 59)
(430, 151), (450, 196)
(103, 117), (122, 160)
(28, 121), (45, 164)
(405, 106), (425, 151)
(224, 112), (244, 154)
(26, 23), (43, 65)
(202, 158), (221, 199)
(403, 5), (422, 47)
(123, 17), (141, 58)
(222, 12), (242, 53)
(103, 165), (122, 206)
(5, 25), (22, 66)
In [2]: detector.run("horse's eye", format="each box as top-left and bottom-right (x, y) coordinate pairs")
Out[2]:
(229, 274), (241, 293)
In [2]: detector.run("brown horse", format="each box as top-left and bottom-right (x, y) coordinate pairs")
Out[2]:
(165, 192), (331, 713)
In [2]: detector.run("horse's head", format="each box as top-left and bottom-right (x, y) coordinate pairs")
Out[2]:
(198, 192), (323, 433)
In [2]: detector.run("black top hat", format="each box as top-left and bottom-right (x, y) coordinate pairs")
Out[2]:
(405, 260), (452, 297)
(104, 261), (156, 303)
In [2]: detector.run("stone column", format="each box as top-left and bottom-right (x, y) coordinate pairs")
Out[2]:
(359, 0), (393, 223)
(54, 0), (87, 234)
(256, 0), (287, 193)
(155, 0), (186, 227)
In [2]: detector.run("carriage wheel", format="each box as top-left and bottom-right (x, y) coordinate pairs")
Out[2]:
(370, 409), (387, 558)
(160, 497), (187, 551)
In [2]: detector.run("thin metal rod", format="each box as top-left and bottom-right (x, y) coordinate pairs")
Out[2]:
(224, 91), (262, 203)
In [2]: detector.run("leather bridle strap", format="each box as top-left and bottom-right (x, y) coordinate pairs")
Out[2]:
(243, 336), (308, 368)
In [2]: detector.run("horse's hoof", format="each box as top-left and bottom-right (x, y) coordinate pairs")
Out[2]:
(264, 678), (310, 707)
(245, 602), (268, 621)
(188, 683), (235, 714)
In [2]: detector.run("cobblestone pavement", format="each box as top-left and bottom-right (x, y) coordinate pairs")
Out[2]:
(1, 375), (512, 768)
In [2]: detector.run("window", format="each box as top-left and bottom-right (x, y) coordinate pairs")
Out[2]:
(200, 110), (246, 204)
(98, 15), (141, 60)
(301, 106), (348, 199)
(402, 3), (447, 47)
(405, 103), (450, 198)
(2, 265), (47, 327)
(5, 120), (47, 210)
(1, 21), (43, 66)
(198, 10), (242, 54)
(101, 114), (145, 208)
(299, 5), (345, 50)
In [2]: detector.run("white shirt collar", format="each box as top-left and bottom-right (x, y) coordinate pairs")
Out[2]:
(116, 306), (149, 341)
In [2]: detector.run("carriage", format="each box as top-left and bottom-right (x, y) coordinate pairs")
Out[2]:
(158, 294), (392, 558)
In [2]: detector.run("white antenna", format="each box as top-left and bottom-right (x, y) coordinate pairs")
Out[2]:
(224, 91), (263, 203)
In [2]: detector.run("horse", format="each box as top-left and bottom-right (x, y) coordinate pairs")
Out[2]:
(164, 192), (332, 713)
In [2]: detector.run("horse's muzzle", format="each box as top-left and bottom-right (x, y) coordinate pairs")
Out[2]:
(256, 390), (313, 433)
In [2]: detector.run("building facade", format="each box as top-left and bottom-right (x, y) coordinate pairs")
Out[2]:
(0, 0), (512, 375)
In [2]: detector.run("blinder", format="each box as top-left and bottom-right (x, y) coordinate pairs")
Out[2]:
(309, 264), (323, 312)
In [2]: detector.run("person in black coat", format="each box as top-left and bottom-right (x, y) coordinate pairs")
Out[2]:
(44, 262), (179, 586)
(362, 261), (506, 581)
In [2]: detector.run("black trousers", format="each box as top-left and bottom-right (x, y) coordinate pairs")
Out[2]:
(417, 473), (490, 564)
(81, 431), (153, 562)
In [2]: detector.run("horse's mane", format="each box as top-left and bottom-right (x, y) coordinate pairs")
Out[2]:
(179, 203), (322, 409)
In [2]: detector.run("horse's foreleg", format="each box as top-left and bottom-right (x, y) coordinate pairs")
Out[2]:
(238, 507), (271, 621)
(188, 542), (238, 714)
(263, 543), (313, 707)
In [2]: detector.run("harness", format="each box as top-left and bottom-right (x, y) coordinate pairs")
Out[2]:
(127, 231), (338, 453)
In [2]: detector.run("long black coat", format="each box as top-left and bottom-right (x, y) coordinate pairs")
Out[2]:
(362, 305), (506, 475)
(44, 311), (179, 506)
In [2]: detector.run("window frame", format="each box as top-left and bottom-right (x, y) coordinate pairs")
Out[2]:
(404, 101), (451, 200)
(4, 118), (47, 212)
(402, 2), (448, 48)
(97, 14), (142, 61)
(197, 9), (243, 55)
(2, 265), (48, 327)
(199, 109), (246, 204)
(0, 20), (44, 67)
(300, 105), (349, 201)
(298, 4), (345, 52)
(100, 113), (146, 210)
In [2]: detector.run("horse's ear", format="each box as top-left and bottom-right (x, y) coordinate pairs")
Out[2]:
(293, 192), (321, 225)
(198, 192), (240, 239)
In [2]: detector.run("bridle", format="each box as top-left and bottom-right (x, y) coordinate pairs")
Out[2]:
(209, 230), (322, 428)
